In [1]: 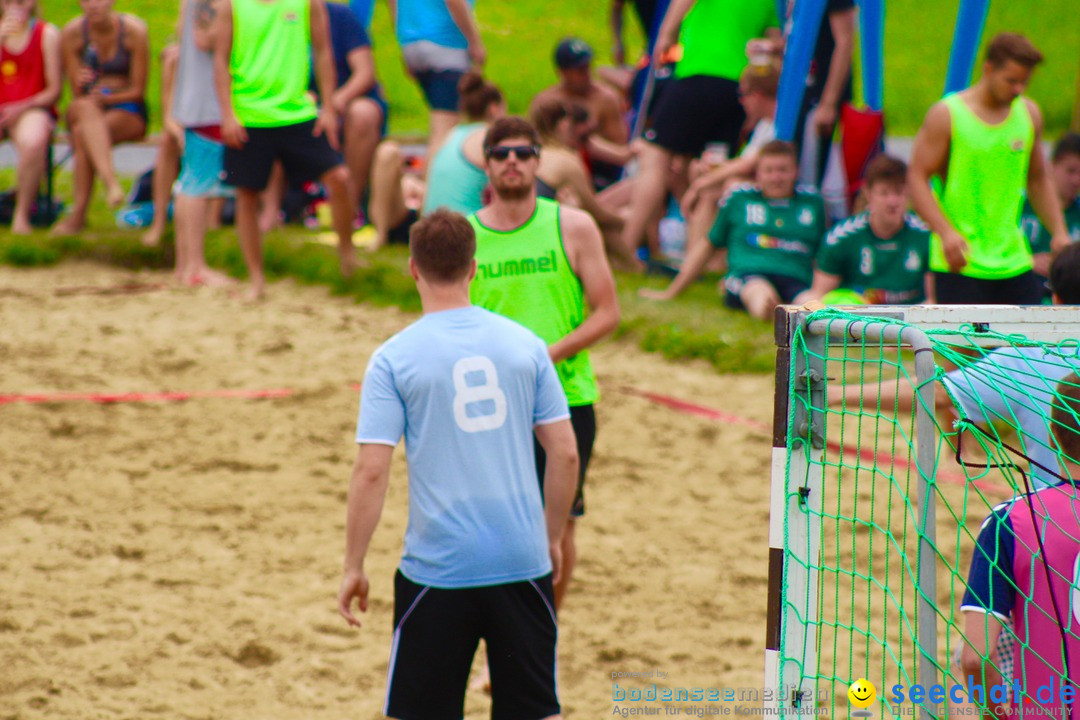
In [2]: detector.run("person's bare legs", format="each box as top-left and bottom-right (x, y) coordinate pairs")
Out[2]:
(620, 141), (673, 271)
(258, 162), (285, 233)
(142, 131), (181, 246)
(343, 98), (383, 207)
(320, 164), (357, 276)
(369, 141), (410, 250)
(9, 109), (53, 234)
(740, 278), (782, 320)
(426, 109), (457, 169)
(52, 101), (145, 233)
(235, 187), (265, 300)
(174, 193), (232, 287)
(207, 197), (225, 230)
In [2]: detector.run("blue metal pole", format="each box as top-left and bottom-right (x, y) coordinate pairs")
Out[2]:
(856, 0), (885, 111)
(944, 0), (991, 95)
(775, 0), (829, 140)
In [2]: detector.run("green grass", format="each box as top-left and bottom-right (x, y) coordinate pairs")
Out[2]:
(0, 214), (778, 373)
(41, 0), (1078, 137)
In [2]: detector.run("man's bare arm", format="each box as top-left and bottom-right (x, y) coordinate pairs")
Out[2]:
(550, 207), (620, 364)
(909, 101), (968, 271)
(1023, 100), (1070, 252)
(812, 7), (855, 136)
(533, 419), (578, 582)
(338, 443), (394, 627)
(445, 0), (484, 67)
(193, 0), (219, 51)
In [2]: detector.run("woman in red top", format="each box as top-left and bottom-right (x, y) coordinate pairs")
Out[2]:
(0, 0), (60, 233)
(52, 0), (147, 234)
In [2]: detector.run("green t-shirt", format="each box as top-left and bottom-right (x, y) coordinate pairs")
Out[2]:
(709, 184), (826, 284)
(230, 0), (318, 127)
(468, 199), (598, 407)
(817, 211), (931, 304)
(675, 0), (780, 80)
(1020, 197), (1080, 259)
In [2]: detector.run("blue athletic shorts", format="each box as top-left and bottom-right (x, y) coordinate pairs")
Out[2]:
(414, 69), (464, 112)
(176, 129), (233, 199)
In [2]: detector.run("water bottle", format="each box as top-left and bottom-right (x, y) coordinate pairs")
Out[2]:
(82, 45), (99, 93)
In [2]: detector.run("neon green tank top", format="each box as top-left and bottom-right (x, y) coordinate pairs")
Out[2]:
(929, 93), (1033, 278)
(469, 199), (599, 407)
(230, 0), (317, 127)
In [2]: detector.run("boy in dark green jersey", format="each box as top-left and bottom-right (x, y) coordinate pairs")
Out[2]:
(809, 155), (931, 305)
(640, 140), (825, 320)
(1020, 132), (1080, 295)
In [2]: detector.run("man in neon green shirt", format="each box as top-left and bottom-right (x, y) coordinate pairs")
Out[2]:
(469, 116), (620, 612)
(909, 32), (1070, 305)
(213, 0), (356, 300)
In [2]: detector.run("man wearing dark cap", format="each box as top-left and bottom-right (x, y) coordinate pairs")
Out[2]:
(530, 37), (628, 190)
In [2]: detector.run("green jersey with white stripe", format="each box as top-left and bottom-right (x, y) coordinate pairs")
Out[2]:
(709, 184), (827, 283)
(1020, 197), (1080, 257)
(817, 211), (930, 304)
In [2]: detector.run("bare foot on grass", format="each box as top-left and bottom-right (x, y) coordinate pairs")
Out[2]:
(51, 215), (85, 236)
(106, 183), (126, 209)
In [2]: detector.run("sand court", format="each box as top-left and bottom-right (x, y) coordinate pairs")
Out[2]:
(0, 262), (777, 718)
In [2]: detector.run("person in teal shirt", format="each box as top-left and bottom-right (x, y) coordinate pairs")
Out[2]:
(1020, 132), (1080, 298)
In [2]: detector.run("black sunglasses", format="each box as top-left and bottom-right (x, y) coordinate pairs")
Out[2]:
(486, 145), (540, 161)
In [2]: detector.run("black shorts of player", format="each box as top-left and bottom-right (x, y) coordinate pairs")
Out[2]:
(223, 118), (343, 191)
(386, 570), (560, 720)
(534, 403), (596, 518)
(723, 273), (810, 310)
(645, 74), (745, 157)
(387, 209), (420, 245)
(933, 270), (1045, 305)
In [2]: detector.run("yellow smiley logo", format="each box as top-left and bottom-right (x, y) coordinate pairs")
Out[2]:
(848, 678), (876, 709)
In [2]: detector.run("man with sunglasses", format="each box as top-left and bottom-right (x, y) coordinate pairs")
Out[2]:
(468, 116), (620, 612)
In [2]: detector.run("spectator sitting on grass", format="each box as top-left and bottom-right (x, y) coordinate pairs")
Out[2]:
(639, 140), (826, 320)
(530, 97), (624, 254)
(531, 37), (628, 192)
(366, 71), (502, 250)
(0, 0), (60, 234)
(52, 0), (148, 235)
(806, 154), (931, 305)
(678, 60), (779, 264)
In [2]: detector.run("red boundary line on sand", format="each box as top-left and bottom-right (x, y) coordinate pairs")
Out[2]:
(617, 385), (1012, 496)
(2, 382), (1011, 496)
(0, 388), (296, 405)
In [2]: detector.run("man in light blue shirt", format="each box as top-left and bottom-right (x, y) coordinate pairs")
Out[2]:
(337, 209), (577, 720)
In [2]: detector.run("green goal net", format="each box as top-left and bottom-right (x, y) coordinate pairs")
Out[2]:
(764, 306), (1080, 720)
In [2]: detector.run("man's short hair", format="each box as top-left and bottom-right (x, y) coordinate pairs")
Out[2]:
(484, 117), (541, 153)
(1049, 243), (1080, 304)
(740, 62), (780, 99)
(1051, 372), (1080, 464)
(409, 210), (476, 283)
(1052, 132), (1080, 164)
(758, 139), (797, 161)
(864, 154), (907, 189)
(985, 32), (1043, 69)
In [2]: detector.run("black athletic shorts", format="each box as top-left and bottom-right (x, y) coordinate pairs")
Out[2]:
(386, 570), (560, 720)
(534, 403), (595, 518)
(932, 270), (1045, 305)
(645, 74), (745, 157)
(223, 118), (343, 191)
(723, 272), (810, 310)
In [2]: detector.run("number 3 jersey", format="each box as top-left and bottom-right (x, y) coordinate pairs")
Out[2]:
(709, 184), (827, 284)
(357, 306), (570, 588)
(817, 211), (931, 304)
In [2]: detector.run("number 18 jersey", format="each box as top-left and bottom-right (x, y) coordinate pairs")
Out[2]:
(357, 306), (570, 588)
